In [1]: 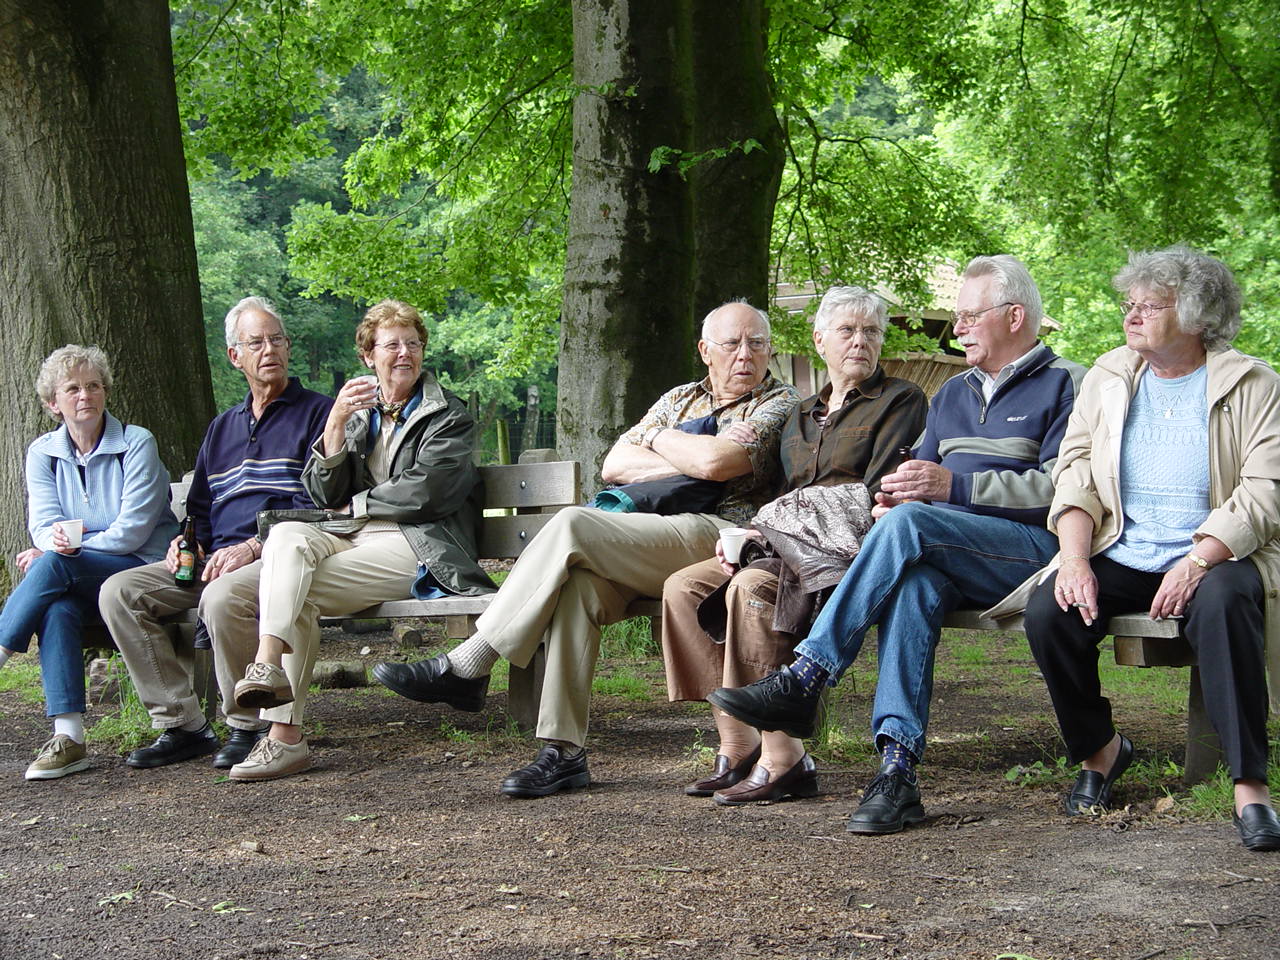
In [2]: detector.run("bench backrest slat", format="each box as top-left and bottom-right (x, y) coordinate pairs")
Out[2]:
(477, 461), (581, 511)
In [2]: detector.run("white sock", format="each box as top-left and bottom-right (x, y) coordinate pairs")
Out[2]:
(53, 712), (85, 744)
(0, 648), (13, 669)
(446, 634), (500, 679)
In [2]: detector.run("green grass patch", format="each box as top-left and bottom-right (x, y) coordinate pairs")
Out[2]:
(600, 617), (658, 659)
(88, 658), (156, 751)
(0, 661), (44, 705)
(592, 667), (652, 701)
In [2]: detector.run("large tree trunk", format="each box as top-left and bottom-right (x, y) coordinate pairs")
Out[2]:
(0, 0), (213, 571)
(558, 0), (784, 489)
(558, 0), (696, 490)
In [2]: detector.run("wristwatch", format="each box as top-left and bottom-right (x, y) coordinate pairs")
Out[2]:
(1187, 552), (1210, 569)
(642, 426), (664, 450)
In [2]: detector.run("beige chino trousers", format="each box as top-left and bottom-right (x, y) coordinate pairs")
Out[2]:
(253, 521), (418, 726)
(475, 506), (729, 746)
(100, 560), (265, 731)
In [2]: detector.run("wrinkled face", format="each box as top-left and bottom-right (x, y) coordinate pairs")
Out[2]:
(229, 308), (291, 393)
(953, 274), (1019, 375)
(1123, 285), (1197, 360)
(814, 307), (883, 385)
(49, 363), (107, 428)
(363, 323), (424, 399)
(697, 303), (771, 397)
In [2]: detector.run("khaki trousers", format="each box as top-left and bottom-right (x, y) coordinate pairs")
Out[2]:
(660, 557), (795, 701)
(476, 506), (729, 746)
(255, 521), (418, 725)
(100, 560), (265, 731)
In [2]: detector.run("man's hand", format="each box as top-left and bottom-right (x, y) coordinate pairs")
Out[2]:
(15, 548), (42, 574)
(201, 541), (258, 582)
(878, 459), (952, 504)
(717, 421), (758, 446)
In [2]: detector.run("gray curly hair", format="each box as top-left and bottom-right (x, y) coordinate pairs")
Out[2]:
(1113, 245), (1242, 349)
(814, 286), (888, 332)
(36, 345), (113, 421)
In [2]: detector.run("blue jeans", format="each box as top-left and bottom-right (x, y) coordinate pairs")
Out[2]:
(0, 549), (144, 715)
(796, 502), (1057, 759)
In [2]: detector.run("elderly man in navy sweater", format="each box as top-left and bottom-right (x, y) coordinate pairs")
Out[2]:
(100, 297), (332, 771)
(711, 255), (1084, 834)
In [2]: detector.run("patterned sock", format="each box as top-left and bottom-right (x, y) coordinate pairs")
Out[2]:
(446, 634), (500, 679)
(788, 655), (829, 696)
(53, 712), (85, 745)
(880, 738), (917, 781)
(0, 648), (12, 669)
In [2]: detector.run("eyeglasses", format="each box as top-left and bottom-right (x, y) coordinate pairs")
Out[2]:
(236, 334), (290, 353)
(373, 339), (424, 354)
(704, 336), (772, 355)
(823, 323), (884, 342)
(1120, 299), (1174, 318)
(952, 301), (1014, 327)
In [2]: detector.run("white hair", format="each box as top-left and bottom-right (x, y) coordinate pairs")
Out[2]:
(814, 286), (888, 332)
(700, 299), (772, 340)
(963, 255), (1043, 335)
(224, 296), (287, 348)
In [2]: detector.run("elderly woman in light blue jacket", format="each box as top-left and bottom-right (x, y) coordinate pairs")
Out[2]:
(0, 345), (176, 781)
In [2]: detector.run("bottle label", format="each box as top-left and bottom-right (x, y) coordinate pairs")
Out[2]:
(176, 551), (196, 582)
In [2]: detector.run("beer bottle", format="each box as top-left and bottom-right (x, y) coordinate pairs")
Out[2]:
(896, 446), (917, 503)
(175, 515), (198, 586)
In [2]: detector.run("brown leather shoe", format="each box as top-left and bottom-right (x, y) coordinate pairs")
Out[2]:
(713, 753), (819, 806)
(684, 745), (761, 796)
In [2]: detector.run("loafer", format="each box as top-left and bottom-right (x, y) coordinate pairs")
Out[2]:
(713, 754), (819, 806)
(372, 654), (489, 712)
(707, 666), (821, 739)
(846, 762), (926, 834)
(229, 736), (310, 782)
(126, 723), (220, 769)
(234, 662), (294, 710)
(212, 727), (268, 769)
(500, 744), (590, 798)
(1064, 733), (1133, 816)
(1234, 803), (1280, 852)
(685, 745), (761, 796)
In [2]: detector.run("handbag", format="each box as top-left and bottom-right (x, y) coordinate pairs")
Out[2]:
(256, 508), (367, 541)
(589, 410), (727, 515)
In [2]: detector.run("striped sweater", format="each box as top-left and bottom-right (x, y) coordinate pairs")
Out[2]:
(916, 343), (1084, 525)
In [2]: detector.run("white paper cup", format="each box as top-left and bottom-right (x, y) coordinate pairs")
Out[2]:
(61, 519), (84, 549)
(719, 526), (751, 565)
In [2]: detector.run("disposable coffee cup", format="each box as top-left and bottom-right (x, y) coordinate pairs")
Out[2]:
(719, 526), (751, 565)
(61, 519), (83, 549)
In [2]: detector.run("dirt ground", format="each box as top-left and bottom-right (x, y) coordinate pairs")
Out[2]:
(1, 626), (1276, 960)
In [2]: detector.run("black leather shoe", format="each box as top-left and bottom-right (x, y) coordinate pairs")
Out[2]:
(846, 762), (926, 834)
(212, 728), (267, 769)
(500, 744), (590, 798)
(685, 745), (761, 796)
(1064, 733), (1133, 816)
(372, 654), (489, 712)
(713, 754), (819, 806)
(707, 667), (820, 739)
(126, 723), (220, 769)
(1234, 803), (1280, 851)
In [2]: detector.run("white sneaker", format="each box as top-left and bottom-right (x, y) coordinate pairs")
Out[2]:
(234, 662), (294, 710)
(228, 736), (310, 782)
(25, 735), (90, 780)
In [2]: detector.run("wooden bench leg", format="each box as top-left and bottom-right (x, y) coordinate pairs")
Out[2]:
(1183, 665), (1223, 785)
(507, 647), (545, 734)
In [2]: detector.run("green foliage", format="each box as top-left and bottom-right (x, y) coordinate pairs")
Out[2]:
(600, 618), (658, 660)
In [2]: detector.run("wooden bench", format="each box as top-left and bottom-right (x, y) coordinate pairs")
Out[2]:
(942, 609), (1221, 784)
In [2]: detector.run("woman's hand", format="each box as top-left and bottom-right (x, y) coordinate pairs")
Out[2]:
(1149, 555), (1209, 620)
(1053, 556), (1099, 626)
(15, 548), (42, 573)
(50, 522), (76, 555)
(717, 528), (763, 576)
(322, 376), (380, 456)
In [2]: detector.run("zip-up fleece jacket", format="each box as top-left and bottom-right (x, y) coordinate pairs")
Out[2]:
(918, 343), (1085, 525)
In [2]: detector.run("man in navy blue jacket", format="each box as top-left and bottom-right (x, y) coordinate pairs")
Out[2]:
(711, 255), (1084, 833)
(100, 297), (332, 771)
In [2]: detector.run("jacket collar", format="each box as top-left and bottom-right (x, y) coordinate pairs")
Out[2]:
(48, 411), (126, 461)
(1095, 343), (1261, 407)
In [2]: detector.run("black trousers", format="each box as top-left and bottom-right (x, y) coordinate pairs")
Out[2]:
(1025, 554), (1269, 781)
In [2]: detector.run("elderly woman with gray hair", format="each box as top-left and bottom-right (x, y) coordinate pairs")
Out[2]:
(1008, 246), (1280, 850)
(0, 345), (175, 780)
(661, 286), (927, 804)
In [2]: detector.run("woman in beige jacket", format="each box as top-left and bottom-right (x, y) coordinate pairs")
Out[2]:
(1001, 246), (1280, 851)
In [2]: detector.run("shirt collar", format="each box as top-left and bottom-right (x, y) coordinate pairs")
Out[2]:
(969, 342), (1045, 388)
(237, 377), (303, 418)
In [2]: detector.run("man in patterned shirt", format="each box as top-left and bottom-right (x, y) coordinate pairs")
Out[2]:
(374, 300), (800, 797)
